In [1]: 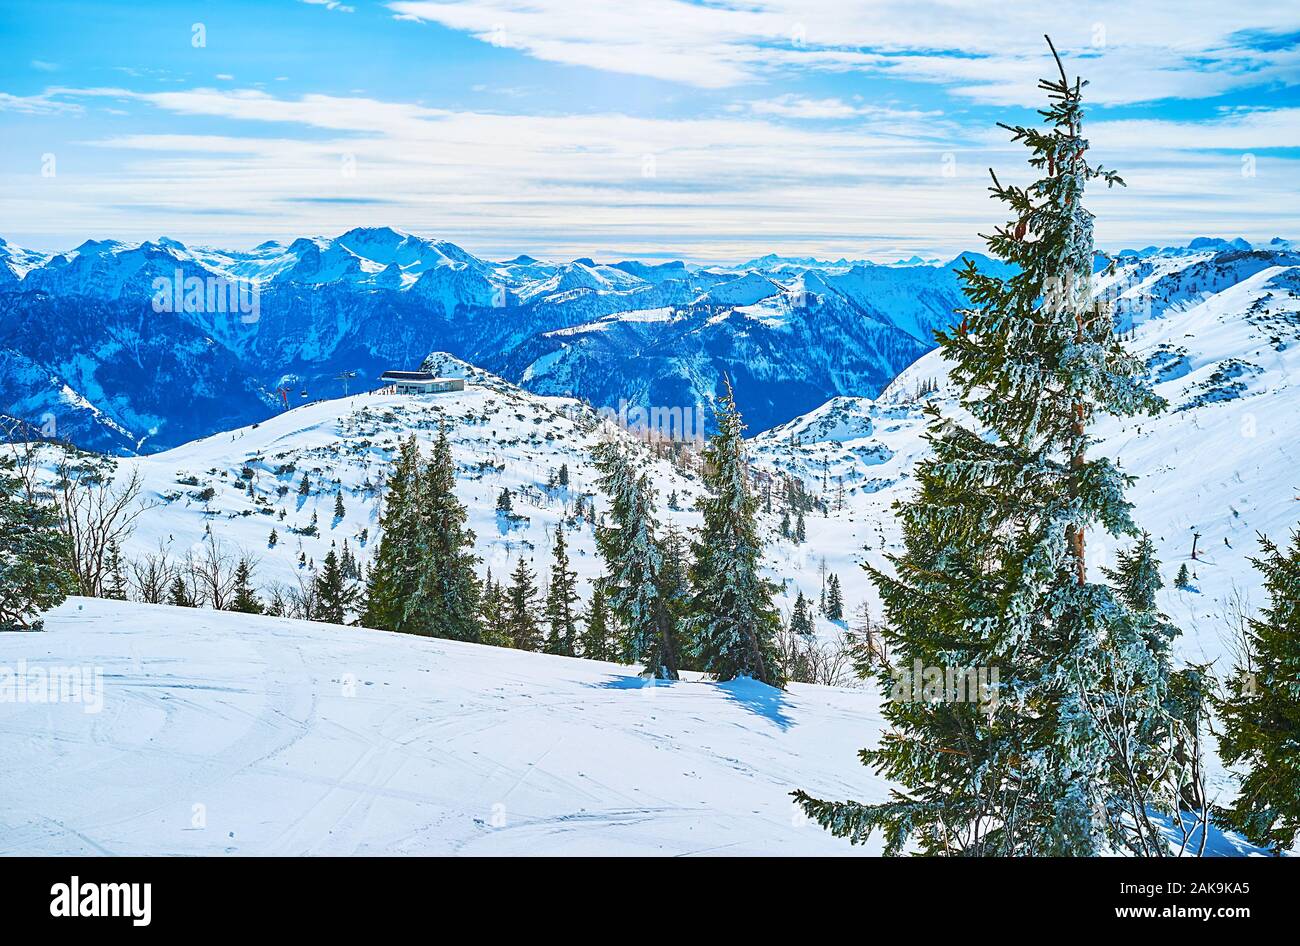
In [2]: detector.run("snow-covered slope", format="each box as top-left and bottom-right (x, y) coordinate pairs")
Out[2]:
(0, 596), (884, 856)
(45, 356), (709, 597)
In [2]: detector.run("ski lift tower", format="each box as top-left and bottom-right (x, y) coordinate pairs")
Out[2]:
(335, 370), (358, 397)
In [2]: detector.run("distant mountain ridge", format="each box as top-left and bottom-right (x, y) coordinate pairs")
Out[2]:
(0, 228), (1288, 454)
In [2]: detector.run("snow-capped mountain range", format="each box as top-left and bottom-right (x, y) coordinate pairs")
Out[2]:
(0, 227), (1015, 453)
(0, 229), (1294, 465)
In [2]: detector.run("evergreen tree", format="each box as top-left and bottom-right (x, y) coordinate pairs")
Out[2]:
(0, 456), (76, 630)
(504, 556), (542, 651)
(314, 547), (357, 624)
(333, 489), (346, 521)
(1214, 531), (1300, 854)
(405, 425), (482, 641)
(543, 526), (580, 656)
(795, 509), (806, 544)
(825, 573), (845, 621)
(268, 528), (278, 548)
(1104, 533), (1172, 654)
(230, 557), (264, 614)
(298, 472), (311, 496)
(790, 591), (815, 638)
(592, 440), (679, 678)
(1174, 562), (1192, 590)
(794, 41), (1200, 856)
(496, 488), (513, 513)
(478, 572), (511, 647)
(168, 574), (195, 608)
(340, 539), (359, 580)
(578, 584), (614, 661)
(686, 383), (783, 686)
(658, 525), (693, 656)
(362, 436), (423, 633)
(103, 539), (129, 601)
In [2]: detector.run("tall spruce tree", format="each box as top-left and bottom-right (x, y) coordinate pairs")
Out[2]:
(1214, 531), (1300, 854)
(825, 573), (845, 621)
(0, 455), (76, 630)
(363, 436), (423, 632)
(405, 425), (482, 641)
(790, 591), (815, 638)
(543, 526), (580, 656)
(592, 440), (679, 678)
(658, 525), (694, 659)
(314, 547), (357, 624)
(579, 584), (614, 661)
(478, 570), (511, 647)
(795, 39), (1201, 856)
(504, 556), (542, 651)
(685, 382), (783, 686)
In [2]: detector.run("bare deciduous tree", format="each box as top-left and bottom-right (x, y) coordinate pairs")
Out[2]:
(129, 541), (177, 605)
(776, 623), (867, 688)
(186, 534), (239, 610)
(284, 571), (319, 622)
(51, 453), (153, 597)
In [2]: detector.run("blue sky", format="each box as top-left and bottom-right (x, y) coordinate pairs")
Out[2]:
(1, 0), (1297, 261)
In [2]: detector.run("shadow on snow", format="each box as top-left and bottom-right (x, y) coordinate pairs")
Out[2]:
(589, 674), (794, 732)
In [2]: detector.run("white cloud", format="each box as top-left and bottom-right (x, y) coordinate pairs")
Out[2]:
(5, 85), (1295, 260)
(0, 90), (83, 115)
(1091, 108), (1300, 151)
(301, 0), (355, 12)
(743, 96), (866, 120)
(386, 0), (1299, 105)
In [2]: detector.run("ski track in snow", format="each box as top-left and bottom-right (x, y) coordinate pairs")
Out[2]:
(0, 598), (886, 856)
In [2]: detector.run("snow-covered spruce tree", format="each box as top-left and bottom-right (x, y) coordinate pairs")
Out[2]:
(795, 39), (1199, 855)
(1090, 532), (1210, 853)
(405, 425), (482, 641)
(363, 435), (423, 632)
(686, 382), (782, 687)
(1213, 531), (1300, 854)
(658, 524), (694, 656)
(543, 525), (580, 656)
(592, 439), (679, 678)
(0, 454), (76, 630)
(504, 556), (542, 651)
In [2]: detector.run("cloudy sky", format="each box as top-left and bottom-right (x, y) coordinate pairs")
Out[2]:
(1, 0), (1297, 261)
